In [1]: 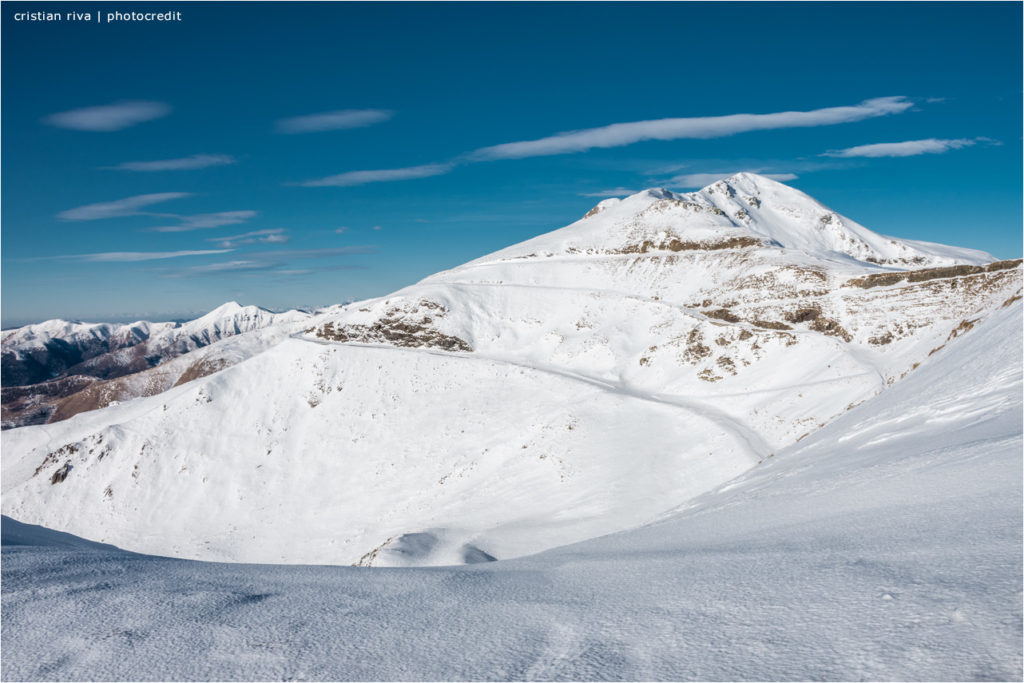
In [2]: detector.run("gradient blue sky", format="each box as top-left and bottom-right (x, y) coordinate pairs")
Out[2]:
(2, 1), (1021, 327)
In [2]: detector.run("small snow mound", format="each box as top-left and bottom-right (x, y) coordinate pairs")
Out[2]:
(366, 530), (497, 567)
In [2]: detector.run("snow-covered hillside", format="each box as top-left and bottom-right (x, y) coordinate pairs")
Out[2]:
(2, 174), (1020, 567)
(3, 295), (1019, 680)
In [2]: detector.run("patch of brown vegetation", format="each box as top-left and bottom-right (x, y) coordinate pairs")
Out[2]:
(947, 318), (977, 340)
(697, 369), (722, 382)
(49, 381), (127, 423)
(683, 329), (712, 363)
(927, 318), (982, 357)
(173, 356), (232, 387)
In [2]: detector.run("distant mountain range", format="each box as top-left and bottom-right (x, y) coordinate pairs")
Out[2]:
(2, 303), (311, 428)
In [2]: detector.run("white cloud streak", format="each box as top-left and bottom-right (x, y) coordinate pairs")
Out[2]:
(43, 101), (171, 131)
(579, 187), (639, 198)
(299, 163), (452, 187)
(177, 260), (264, 273)
(77, 250), (233, 262)
(469, 97), (914, 160)
(148, 211), (259, 232)
(822, 137), (984, 158)
(208, 229), (289, 248)
(105, 154), (236, 171)
(670, 172), (798, 188)
(291, 96), (917, 189)
(58, 192), (192, 221)
(276, 109), (393, 134)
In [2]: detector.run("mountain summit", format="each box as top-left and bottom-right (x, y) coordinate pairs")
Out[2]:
(472, 172), (992, 269)
(2, 177), (1020, 566)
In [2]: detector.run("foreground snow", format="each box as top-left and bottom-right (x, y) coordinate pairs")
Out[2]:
(3, 301), (1020, 681)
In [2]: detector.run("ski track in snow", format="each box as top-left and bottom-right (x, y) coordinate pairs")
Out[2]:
(298, 330), (775, 461)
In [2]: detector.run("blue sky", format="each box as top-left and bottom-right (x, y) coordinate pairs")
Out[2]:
(2, 1), (1021, 327)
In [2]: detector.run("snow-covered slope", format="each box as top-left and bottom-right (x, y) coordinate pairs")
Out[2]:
(2, 174), (1020, 567)
(2, 297), (1019, 680)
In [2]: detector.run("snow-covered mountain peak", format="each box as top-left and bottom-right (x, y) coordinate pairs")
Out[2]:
(467, 175), (992, 270)
(703, 171), (794, 194)
(188, 301), (260, 324)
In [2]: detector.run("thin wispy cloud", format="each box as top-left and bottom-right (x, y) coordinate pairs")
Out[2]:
(670, 172), (798, 188)
(148, 210), (259, 232)
(293, 97), (916, 189)
(276, 109), (393, 134)
(469, 97), (914, 160)
(161, 246), (378, 278)
(175, 260), (265, 274)
(209, 229), (289, 248)
(579, 187), (639, 198)
(335, 227), (350, 234)
(298, 163), (452, 187)
(43, 101), (171, 132)
(261, 247), (378, 258)
(48, 249), (233, 262)
(822, 137), (989, 158)
(58, 193), (192, 221)
(105, 154), (236, 171)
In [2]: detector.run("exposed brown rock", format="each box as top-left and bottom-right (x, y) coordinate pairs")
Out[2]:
(704, 308), (741, 323)
(751, 320), (792, 331)
(313, 300), (472, 353)
(845, 259), (1022, 289)
(613, 235), (762, 255)
(50, 462), (72, 484)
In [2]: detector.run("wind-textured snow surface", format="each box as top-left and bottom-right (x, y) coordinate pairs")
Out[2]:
(2, 300), (1020, 681)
